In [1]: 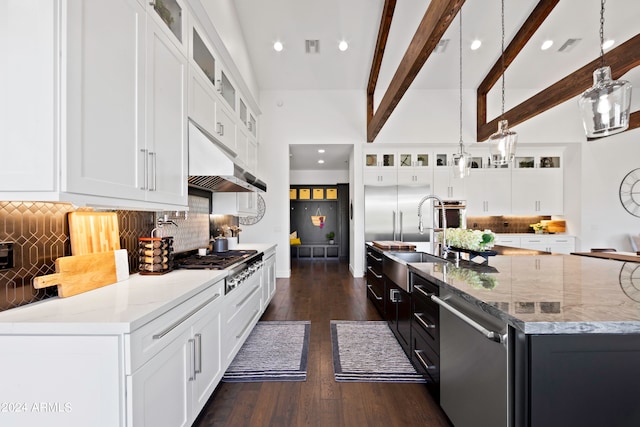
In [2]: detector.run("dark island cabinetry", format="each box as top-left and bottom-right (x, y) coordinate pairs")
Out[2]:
(411, 274), (440, 401)
(516, 332), (640, 427)
(365, 246), (386, 316)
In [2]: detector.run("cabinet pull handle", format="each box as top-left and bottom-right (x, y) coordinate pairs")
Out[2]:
(194, 333), (202, 374)
(367, 252), (383, 262)
(413, 312), (435, 330)
(235, 285), (260, 308)
(152, 293), (221, 340)
(188, 338), (196, 381)
(140, 148), (149, 190)
(367, 284), (383, 300)
(216, 79), (222, 93)
(236, 309), (260, 339)
(431, 295), (505, 343)
(367, 266), (382, 279)
(414, 349), (436, 370)
(149, 151), (157, 191)
(414, 285), (434, 299)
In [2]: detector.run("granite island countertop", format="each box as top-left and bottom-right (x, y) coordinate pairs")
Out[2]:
(408, 253), (640, 335)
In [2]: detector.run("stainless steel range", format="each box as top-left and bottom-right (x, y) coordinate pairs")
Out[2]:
(175, 250), (263, 294)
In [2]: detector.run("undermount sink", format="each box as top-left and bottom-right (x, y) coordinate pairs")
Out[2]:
(385, 251), (447, 264)
(383, 251), (449, 292)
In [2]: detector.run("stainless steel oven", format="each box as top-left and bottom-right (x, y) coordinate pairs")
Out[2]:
(432, 291), (510, 427)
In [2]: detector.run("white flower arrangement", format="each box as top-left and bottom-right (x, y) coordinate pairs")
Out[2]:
(439, 228), (496, 252)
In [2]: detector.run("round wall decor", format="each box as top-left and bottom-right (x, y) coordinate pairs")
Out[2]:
(239, 194), (266, 225)
(619, 168), (640, 217)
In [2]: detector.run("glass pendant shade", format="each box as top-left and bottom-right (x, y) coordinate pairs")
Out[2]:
(489, 120), (517, 165)
(578, 66), (632, 138)
(452, 146), (472, 179)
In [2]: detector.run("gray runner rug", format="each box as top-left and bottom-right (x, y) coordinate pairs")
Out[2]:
(330, 320), (426, 383)
(222, 320), (310, 382)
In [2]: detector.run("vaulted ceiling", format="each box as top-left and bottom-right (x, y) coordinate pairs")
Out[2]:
(231, 0), (640, 168)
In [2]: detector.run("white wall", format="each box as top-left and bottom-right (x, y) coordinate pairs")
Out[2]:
(290, 170), (349, 185)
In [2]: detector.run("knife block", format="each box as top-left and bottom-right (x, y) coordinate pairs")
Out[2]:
(138, 237), (174, 275)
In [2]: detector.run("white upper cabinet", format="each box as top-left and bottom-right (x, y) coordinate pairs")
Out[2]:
(466, 168), (512, 215)
(0, 0), (188, 209)
(147, 0), (187, 54)
(1, 0), (260, 210)
(64, 0), (147, 202)
(511, 150), (564, 215)
(145, 16), (188, 206)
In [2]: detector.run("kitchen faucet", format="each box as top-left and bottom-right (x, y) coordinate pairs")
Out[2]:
(417, 194), (448, 257)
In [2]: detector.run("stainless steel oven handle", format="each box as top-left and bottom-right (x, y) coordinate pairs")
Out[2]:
(431, 295), (504, 343)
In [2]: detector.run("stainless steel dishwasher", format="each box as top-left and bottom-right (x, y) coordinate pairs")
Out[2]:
(432, 291), (510, 427)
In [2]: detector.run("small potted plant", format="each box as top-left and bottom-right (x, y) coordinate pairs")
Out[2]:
(326, 231), (335, 244)
(530, 222), (546, 234)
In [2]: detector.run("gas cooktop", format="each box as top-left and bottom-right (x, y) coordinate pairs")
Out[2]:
(175, 250), (258, 270)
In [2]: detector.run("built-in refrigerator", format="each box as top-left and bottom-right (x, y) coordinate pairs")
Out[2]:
(364, 185), (434, 244)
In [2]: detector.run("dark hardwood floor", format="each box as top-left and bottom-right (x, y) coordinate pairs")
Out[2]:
(193, 258), (451, 427)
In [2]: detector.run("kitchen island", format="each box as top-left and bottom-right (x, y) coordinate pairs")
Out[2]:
(407, 251), (640, 427)
(0, 243), (276, 427)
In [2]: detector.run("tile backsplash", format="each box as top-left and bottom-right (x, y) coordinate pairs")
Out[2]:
(0, 195), (210, 312)
(467, 215), (551, 234)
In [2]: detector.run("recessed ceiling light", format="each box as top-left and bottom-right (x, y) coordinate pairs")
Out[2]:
(273, 41), (283, 52)
(318, 149), (325, 153)
(540, 40), (554, 50)
(318, 159), (325, 164)
(338, 41), (349, 51)
(470, 39), (482, 50)
(602, 39), (615, 50)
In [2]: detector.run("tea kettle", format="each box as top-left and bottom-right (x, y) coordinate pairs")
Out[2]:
(210, 236), (228, 253)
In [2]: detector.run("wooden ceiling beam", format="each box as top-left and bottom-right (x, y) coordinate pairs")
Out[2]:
(367, 0), (466, 142)
(477, 33), (640, 141)
(367, 0), (397, 128)
(477, 0), (559, 133)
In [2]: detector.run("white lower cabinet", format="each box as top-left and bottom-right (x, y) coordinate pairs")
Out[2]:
(222, 274), (263, 366)
(262, 251), (277, 310)
(520, 236), (575, 254)
(127, 282), (223, 427)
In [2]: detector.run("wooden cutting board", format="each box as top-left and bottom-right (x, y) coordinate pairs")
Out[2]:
(33, 250), (129, 298)
(372, 241), (417, 251)
(68, 211), (121, 255)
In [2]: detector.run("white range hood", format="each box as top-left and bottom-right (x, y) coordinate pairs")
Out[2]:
(188, 121), (266, 193)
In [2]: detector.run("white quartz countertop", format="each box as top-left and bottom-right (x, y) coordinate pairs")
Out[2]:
(0, 243), (276, 335)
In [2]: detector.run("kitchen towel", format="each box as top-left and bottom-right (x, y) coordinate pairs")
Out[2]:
(330, 320), (426, 383)
(222, 320), (310, 382)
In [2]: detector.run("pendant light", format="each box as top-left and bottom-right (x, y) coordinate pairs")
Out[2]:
(488, 0), (517, 166)
(578, 0), (632, 138)
(452, 10), (471, 179)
